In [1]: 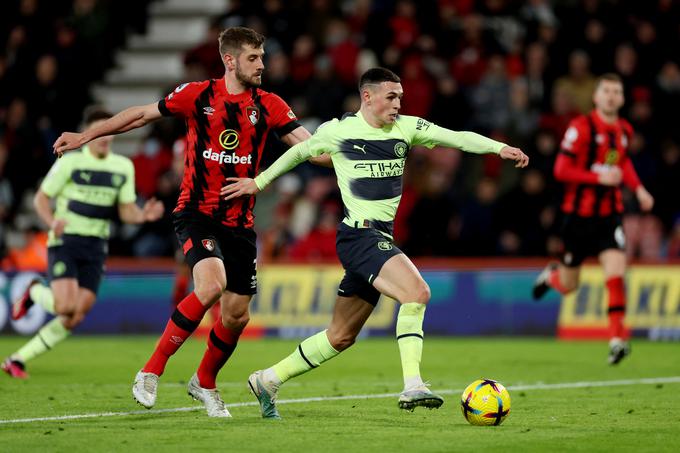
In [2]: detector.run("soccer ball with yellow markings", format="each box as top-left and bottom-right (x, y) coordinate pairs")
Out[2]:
(460, 378), (511, 426)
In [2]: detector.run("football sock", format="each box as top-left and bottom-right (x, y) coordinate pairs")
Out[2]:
(14, 317), (71, 363)
(143, 292), (209, 376)
(29, 283), (55, 314)
(396, 303), (425, 388)
(606, 276), (627, 339)
(196, 317), (240, 389)
(271, 330), (339, 383)
(548, 268), (571, 295)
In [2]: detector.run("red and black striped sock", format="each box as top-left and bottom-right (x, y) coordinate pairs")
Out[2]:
(196, 317), (240, 389)
(606, 276), (627, 339)
(143, 292), (208, 376)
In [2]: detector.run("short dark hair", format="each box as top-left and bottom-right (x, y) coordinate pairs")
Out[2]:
(83, 106), (113, 126)
(218, 27), (265, 57)
(358, 67), (401, 92)
(595, 73), (623, 89)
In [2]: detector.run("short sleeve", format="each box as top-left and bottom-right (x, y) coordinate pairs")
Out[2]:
(560, 118), (589, 157)
(266, 93), (300, 136)
(407, 116), (438, 148)
(158, 81), (205, 118)
(40, 156), (73, 197)
(307, 119), (337, 156)
(118, 159), (137, 204)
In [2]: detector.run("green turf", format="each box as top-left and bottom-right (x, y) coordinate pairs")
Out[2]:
(1, 336), (679, 452)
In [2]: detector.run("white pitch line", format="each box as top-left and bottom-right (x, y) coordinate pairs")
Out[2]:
(1, 376), (679, 425)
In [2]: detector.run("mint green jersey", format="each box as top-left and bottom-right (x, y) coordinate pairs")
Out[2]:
(255, 112), (506, 238)
(40, 146), (136, 246)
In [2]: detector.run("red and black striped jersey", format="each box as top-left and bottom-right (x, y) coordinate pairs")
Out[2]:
(554, 110), (641, 218)
(159, 78), (300, 228)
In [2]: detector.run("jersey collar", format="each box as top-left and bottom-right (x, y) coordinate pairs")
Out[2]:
(82, 145), (111, 161)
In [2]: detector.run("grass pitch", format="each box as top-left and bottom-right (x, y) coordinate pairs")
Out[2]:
(1, 336), (679, 452)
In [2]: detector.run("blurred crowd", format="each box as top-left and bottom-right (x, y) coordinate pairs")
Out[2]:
(2, 0), (680, 269)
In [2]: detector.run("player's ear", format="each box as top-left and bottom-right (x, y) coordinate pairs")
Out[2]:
(223, 53), (235, 70)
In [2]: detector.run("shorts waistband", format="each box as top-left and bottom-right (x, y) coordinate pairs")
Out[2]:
(342, 218), (394, 237)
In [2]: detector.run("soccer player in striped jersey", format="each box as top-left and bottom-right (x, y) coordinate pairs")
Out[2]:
(2, 108), (164, 379)
(532, 73), (654, 365)
(222, 67), (529, 418)
(52, 27), (329, 418)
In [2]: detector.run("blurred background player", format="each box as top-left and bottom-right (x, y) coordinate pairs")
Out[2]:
(532, 73), (654, 365)
(222, 67), (529, 418)
(52, 27), (329, 418)
(2, 107), (164, 379)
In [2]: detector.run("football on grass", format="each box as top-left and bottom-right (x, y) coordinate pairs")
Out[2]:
(460, 378), (511, 426)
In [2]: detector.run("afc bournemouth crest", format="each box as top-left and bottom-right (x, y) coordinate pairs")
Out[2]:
(246, 106), (259, 125)
(202, 239), (215, 252)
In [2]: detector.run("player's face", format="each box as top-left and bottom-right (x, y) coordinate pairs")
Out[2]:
(366, 81), (403, 126)
(593, 80), (624, 115)
(87, 120), (112, 157)
(235, 45), (265, 88)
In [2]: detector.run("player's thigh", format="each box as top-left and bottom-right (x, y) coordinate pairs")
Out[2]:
(327, 295), (375, 350)
(599, 249), (626, 278)
(50, 278), (79, 314)
(372, 254), (430, 304)
(219, 290), (252, 331)
(192, 257), (227, 305)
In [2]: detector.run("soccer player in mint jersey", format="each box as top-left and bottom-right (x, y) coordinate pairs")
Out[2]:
(532, 73), (654, 365)
(52, 27), (329, 418)
(222, 67), (529, 418)
(2, 108), (164, 379)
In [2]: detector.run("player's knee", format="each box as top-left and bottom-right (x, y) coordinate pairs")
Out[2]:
(328, 331), (356, 352)
(61, 315), (80, 330)
(411, 281), (431, 305)
(54, 298), (76, 316)
(222, 312), (249, 332)
(194, 281), (225, 304)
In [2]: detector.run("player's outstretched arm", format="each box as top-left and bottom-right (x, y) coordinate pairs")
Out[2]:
(280, 126), (333, 168)
(53, 103), (163, 157)
(499, 146), (529, 168)
(221, 140), (318, 201)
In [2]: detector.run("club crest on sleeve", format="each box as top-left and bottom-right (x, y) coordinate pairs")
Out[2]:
(247, 106), (259, 125)
(202, 239), (216, 252)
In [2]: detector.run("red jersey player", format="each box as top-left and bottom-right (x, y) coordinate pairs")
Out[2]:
(53, 27), (330, 417)
(532, 73), (654, 365)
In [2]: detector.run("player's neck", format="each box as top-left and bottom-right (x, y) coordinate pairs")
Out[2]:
(595, 108), (618, 125)
(358, 107), (385, 128)
(223, 75), (247, 95)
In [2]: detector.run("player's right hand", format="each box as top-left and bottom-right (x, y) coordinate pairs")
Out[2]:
(51, 219), (67, 237)
(221, 177), (260, 201)
(597, 167), (622, 186)
(53, 132), (86, 158)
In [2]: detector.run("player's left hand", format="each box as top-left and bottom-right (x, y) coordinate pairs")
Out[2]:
(221, 177), (260, 201)
(142, 197), (165, 222)
(53, 132), (86, 158)
(635, 186), (654, 212)
(499, 146), (529, 168)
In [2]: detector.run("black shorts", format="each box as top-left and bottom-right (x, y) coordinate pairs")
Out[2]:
(335, 222), (403, 306)
(47, 234), (107, 294)
(560, 214), (625, 267)
(173, 210), (257, 295)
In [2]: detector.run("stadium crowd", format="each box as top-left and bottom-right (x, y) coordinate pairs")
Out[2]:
(1, 0), (680, 267)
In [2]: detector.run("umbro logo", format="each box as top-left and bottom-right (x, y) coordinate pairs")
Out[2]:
(353, 144), (367, 153)
(203, 106), (215, 116)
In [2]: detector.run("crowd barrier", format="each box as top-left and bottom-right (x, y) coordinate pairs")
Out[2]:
(1, 259), (678, 340)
